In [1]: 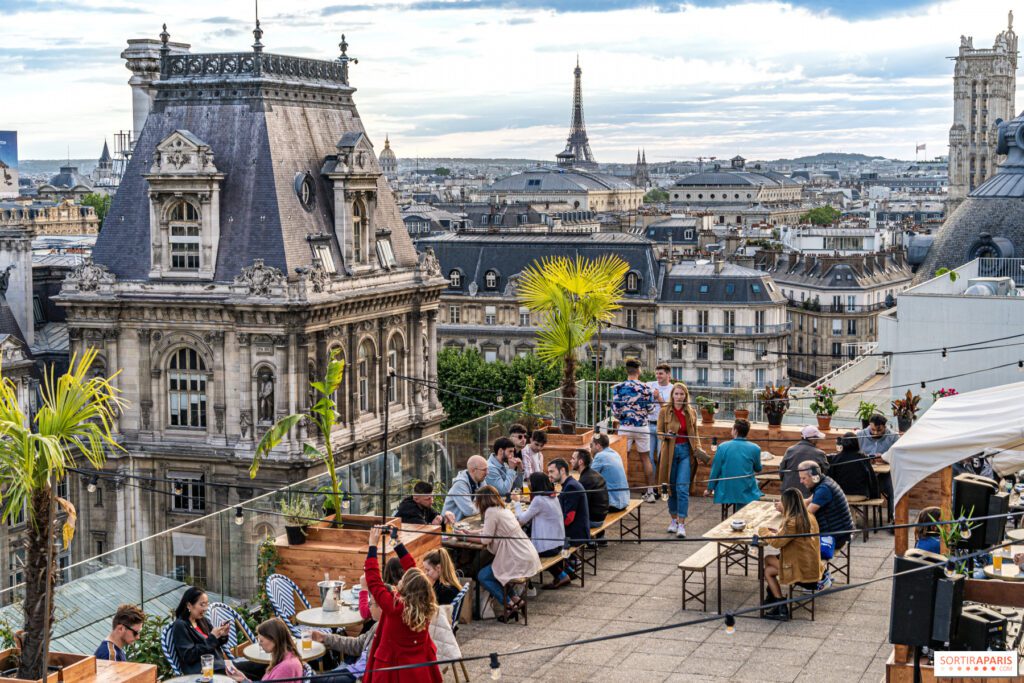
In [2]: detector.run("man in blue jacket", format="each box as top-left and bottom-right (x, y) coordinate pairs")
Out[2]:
(704, 419), (763, 508)
(545, 458), (590, 589)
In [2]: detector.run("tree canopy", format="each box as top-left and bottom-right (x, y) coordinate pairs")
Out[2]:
(643, 188), (669, 203)
(800, 206), (842, 226)
(81, 193), (112, 225)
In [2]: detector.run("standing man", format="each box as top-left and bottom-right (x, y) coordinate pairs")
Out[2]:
(572, 449), (608, 528)
(442, 455), (489, 522)
(856, 413), (899, 522)
(590, 433), (629, 512)
(95, 605), (145, 661)
(780, 425), (829, 496)
(485, 436), (520, 497)
(704, 419), (763, 508)
(545, 458), (590, 588)
(646, 363), (675, 474)
(611, 358), (656, 503)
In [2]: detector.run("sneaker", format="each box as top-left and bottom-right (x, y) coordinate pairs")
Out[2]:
(667, 519), (679, 534)
(643, 490), (656, 504)
(676, 524), (687, 539)
(816, 571), (833, 592)
(764, 605), (790, 621)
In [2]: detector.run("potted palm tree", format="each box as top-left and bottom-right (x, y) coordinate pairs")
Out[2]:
(856, 400), (878, 429)
(518, 254), (628, 435)
(759, 384), (790, 427)
(892, 390), (921, 433)
(810, 384), (839, 432)
(0, 349), (123, 681)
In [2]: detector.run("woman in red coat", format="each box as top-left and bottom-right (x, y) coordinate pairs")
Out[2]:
(363, 525), (442, 683)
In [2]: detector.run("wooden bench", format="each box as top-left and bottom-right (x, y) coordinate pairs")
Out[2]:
(678, 542), (720, 611)
(578, 500), (642, 576)
(827, 540), (851, 584)
(787, 582), (819, 621)
(849, 497), (887, 543)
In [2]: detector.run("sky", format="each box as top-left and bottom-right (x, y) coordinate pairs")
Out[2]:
(1, 0), (1019, 162)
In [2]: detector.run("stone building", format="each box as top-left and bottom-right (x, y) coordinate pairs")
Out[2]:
(754, 250), (912, 384)
(56, 28), (446, 579)
(666, 156), (803, 226)
(947, 14), (1017, 210)
(0, 199), (100, 236)
(476, 167), (644, 212)
(36, 166), (94, 201)
(657, 260), (789, 389)
(416, 232), (659, 366)
(379, 135), (398, 181)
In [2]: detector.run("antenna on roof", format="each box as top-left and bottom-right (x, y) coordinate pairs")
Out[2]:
(252, 0), (264, 53)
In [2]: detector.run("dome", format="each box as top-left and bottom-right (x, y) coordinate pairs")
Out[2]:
(379, 135), (396, 162)
(48, 166), (93, 190)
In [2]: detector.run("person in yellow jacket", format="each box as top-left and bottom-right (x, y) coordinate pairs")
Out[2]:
(759, 488), (824, 620)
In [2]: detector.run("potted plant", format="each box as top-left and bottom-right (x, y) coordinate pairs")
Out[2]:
(251, 349), (347, 526)
(855, 400), (878, 429)
(732, 389), (749, 421)
(280, 498), (316, 545)
(891, 390), (921, 433)
(0, 349), (123, 681)
(809, 384), (839, 432)
(931, 387), (959, 402)
(517, 254), (629, 434)
(758, 384), (790, 427)
(695, 396), (717, 424)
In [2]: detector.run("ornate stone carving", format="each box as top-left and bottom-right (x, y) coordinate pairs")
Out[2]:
(103, 329), (120, 341)
(240, 409), (253, 439)
(214, 404), (225, 434)
(66, 257), (116, 292)
(419, 247), (441, 277)
(233, 259), (285, 296)
(467, 281), (478, 297)
(257, 368), (275, 424)
(502, 273), (521, 297)
(308, 260), (329, 293)
(204, 331), (225, 345)
(237, 333), (251, 346)
(140, 400), (152, 431)
(137, 329), (152, 344)
(272, 335), (288, 347)
(0, 264), (15, 296)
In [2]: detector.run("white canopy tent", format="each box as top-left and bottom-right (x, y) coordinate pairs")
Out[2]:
(888, 380), (1024, 504)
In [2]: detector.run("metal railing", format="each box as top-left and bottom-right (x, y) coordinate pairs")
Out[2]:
(657, 322), (791, 336)
(978, 258), (1024, 281)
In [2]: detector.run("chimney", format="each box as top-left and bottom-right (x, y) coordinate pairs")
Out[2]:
(122, 34), (191, 146)
(802, 254), (817, 275)
(787, 251), (798, 272)
(714, 255), (724, 275)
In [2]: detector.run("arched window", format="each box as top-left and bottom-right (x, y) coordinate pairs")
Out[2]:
(357, 340), (374, 414)
(625, 271), (640, 293)
(449, 270), (461, 288)
(484, 270), (498, 289)
(387, 334), (405, 404)
(168, 200), (200, 271)
(168, 347), (207, 429)
(353, 200), (365, 262)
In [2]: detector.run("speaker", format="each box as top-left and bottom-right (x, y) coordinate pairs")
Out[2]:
(952, 605), (1007, 651)
(889, 548), (947, 647)
(985, 492), (1010, 546)
(931, 574), (965, 646)
(953, 473), (997, 550)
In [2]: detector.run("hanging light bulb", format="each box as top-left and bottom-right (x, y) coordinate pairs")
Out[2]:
(489, 653), (501, 680)
(660, 482), (669, 498)
(725, 613), (736, 635)
(941, 348), (948, 361)
(173, 481), (183, 496)
(920, 381), (926, 390)
(341, 493), (351, 511)
(87, 475), (98, 493)
(560, 542), (572, 560)
(234, 507), (244, 526)
(959, 518), (972, 541)
(1019, 360), (1023, 373)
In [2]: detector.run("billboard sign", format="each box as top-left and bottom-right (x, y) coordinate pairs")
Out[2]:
(0, 131), (18, 199)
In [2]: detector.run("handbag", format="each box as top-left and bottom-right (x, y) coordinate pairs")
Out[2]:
(820, 535), (835, 560)
(693, 448), (710, 465)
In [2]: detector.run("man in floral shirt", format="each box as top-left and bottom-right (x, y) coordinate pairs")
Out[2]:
(611, 358), (656, 502)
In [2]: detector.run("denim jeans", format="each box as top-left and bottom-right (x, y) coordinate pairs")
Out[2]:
(669, 443), (691, 518)
(477, 563), (506, 604)
(648, 424), (660, 468)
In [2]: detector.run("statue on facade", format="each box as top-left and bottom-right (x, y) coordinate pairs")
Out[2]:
(234, 258), (285, 296)
(419, 247), (441, 277)
(240, 410), (252, 439)
(0, 264), (15, 297)
(257, 369), (275, 423)
(66, 256), (115, 292)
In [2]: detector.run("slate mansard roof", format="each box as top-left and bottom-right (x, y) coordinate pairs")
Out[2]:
(483, 167), (637, 193)
(92, 47), (416, 282)
(660, 261), (784, 304)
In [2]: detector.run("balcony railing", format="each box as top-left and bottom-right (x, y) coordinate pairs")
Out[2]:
(657, 322), (791, 336)
(787, 299), (894, 313)
(978, 258), (1024, 280)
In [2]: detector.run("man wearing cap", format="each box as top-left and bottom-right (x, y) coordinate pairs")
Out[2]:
(779, 426), (829, 497)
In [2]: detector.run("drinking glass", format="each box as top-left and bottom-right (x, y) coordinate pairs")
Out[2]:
(994, 552), (1004, 573)
(201, 654), (214, 681)
(301, 626), (312, 650)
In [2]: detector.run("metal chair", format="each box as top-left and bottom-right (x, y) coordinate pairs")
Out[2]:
(160, 622), (183, 676)
(266, 573), (324, 638)
(449, 580), (473, 634)
(209, 601), (256, 658)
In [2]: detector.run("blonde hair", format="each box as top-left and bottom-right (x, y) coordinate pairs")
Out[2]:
(396, 568), (438, 632)
(669, 382), (698, 430)
(423, 548), (462, 591)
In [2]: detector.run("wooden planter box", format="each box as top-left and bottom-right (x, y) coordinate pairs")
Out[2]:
(275, 515), (440, 604)
(94, 661), (156, 683)
(0, 649), (91, 683)
(540, 428), (627, 475)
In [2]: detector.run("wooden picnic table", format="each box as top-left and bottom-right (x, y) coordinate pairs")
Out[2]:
(703, 500), (784, 615)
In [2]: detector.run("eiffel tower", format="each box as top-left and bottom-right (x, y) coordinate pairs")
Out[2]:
(555, 57), (598, 170)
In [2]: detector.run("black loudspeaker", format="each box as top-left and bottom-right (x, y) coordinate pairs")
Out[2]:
(952, 605), (1007, 651)
(889, 548), (947, 647)
(931, 574), (965, 646)
(953, 473), (997, 550)
(985, 492), (1010, 546)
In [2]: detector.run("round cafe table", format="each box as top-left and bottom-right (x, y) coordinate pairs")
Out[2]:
(1007, 527), (1024, 542)
(242, 639), (325, 663)
(983, 563), (1024, 581)
(162, 677), (234, 683)
(296, 605), (364, 629)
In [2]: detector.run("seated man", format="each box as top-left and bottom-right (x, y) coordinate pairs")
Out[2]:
(590, 433), (630, 512)
(704, 419), (762, 507)
(521, 430), (548, 481)
(395, 481), (441, 525)
(441, 455), (489, 522)
(799, 460), (854, 588)
(572, 449), (608, 528)
(95, 604), (145, 661)
(484, 437), (520, 498)
(313, 594), (379, 683)
(545, 458), (590, 589)
(856, 413), (900, 521)
(780, 426), (828, 496)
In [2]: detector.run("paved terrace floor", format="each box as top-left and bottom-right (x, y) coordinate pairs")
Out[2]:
(454, 495), (895, 683)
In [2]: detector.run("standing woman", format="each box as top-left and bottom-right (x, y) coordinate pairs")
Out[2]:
(363, 526), (442, 683)
(656, 382), (705, 538)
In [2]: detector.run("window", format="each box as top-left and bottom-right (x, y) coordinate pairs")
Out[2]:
(723, 311), (736, 334)
(670, 340), (684, 359)
(722, 342), (735, 362)
(312, 242), (337, 274)
(93, 485), (103, 508)
(684, 230), (694, 240)
(449, 270), (462, 288)
(168, 348), (207, 429)
(484, 306), (497, 326)
(673, 283), (683, 293)
(357, 341), (373, 414)
(755, 341), (767, 359)
(831, 342), (842, 357)
(483, 348), (498, 363)
(671, 367), (684, 381)
(33, 295), (43, 325)
(485, 270), (498, 289)
(626, 309), (638, 329)
(756, 368), (766, 387)
(480, 215), (489, 226)
(448, 305), (461, 323)
(169, 200), (201, 271)
(847, 295), (856, 312)
(696, 368), (709, 385)
(697, 310), (709, 332)
(625, 272), (639, 292)
(6, 502), (25, 527)
(518, 307), (530, 326)
(353, 200), (365, 262)
(832, 296), (842, 312)
(812, 318), (818, 333)
(723, 369), (735, 386)
(847, 319), (857, 336)
(848, 345), (857, 360)
(376, 239), (397, 269)
(832, 319), (842, 337)
(696, 342), (709, 360)
(699, 284), (709, 294)
(171, 473), (206, 512)
(755, 310), (766, 333)
(387, 335), (404, 404)
(751, 283), (762, 294)
(174, 555), (207, 588)
(527, 178), (542, 187)
(9, 548), (25, 588)
(518, 214), (528, 225)
(93, 534), (105, 557)
(725, 283), (735, 296)
(56, 478), (68, 501)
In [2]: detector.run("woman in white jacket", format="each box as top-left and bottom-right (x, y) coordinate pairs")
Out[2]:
(513, 472), (566, 558)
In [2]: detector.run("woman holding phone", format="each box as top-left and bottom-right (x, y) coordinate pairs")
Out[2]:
(225, 618), (302, 683)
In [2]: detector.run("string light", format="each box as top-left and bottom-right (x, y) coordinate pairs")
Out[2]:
(1019, 360), (1023, 372)
(341, 493), (351, 512)
(87, 475), (98, 493)
(959, 518), (972, 540)
(234, 507), (244, 526)
(489, 653), (501, 680)
(942, 348), (948, 361)
(173, 481), (183, 496)
(660, 483), (669, 498)
(724, 613), (736, 635)
(920, 381), (926, 389)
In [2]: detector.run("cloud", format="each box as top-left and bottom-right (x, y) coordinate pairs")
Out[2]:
(0, 0), (146, 15)
(0, 45), (117, 72)
(199, 16), (242, 24)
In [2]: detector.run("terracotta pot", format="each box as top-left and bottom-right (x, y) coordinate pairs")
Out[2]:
(700, 409), (715, 424)
(734, 409), (749, 420)
(816, 415), (832, 432)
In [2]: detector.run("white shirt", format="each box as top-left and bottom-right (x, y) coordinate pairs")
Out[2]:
(646, 381), (674, 424)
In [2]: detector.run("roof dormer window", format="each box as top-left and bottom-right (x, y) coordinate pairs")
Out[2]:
(449, 270), (462, 288)
(485, 270), (498, 289)
(625, 271), (640, 293)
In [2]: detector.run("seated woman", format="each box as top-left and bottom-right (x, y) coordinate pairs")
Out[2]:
(422, 548), (462, 606)
(914, 506), (942, 554)
(363, 525), (442, 683)
(170, 587), (265, 678)
(513, 472), (565, 559)
(358, 556), (407, 622)
(225, 618), (301, 683)
(458, 485), (541, 623)
(828, 433), (879, 500)
(758, 488), (824, 621)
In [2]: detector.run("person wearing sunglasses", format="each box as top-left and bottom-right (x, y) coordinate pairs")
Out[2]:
(95, 604), (146, 661)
